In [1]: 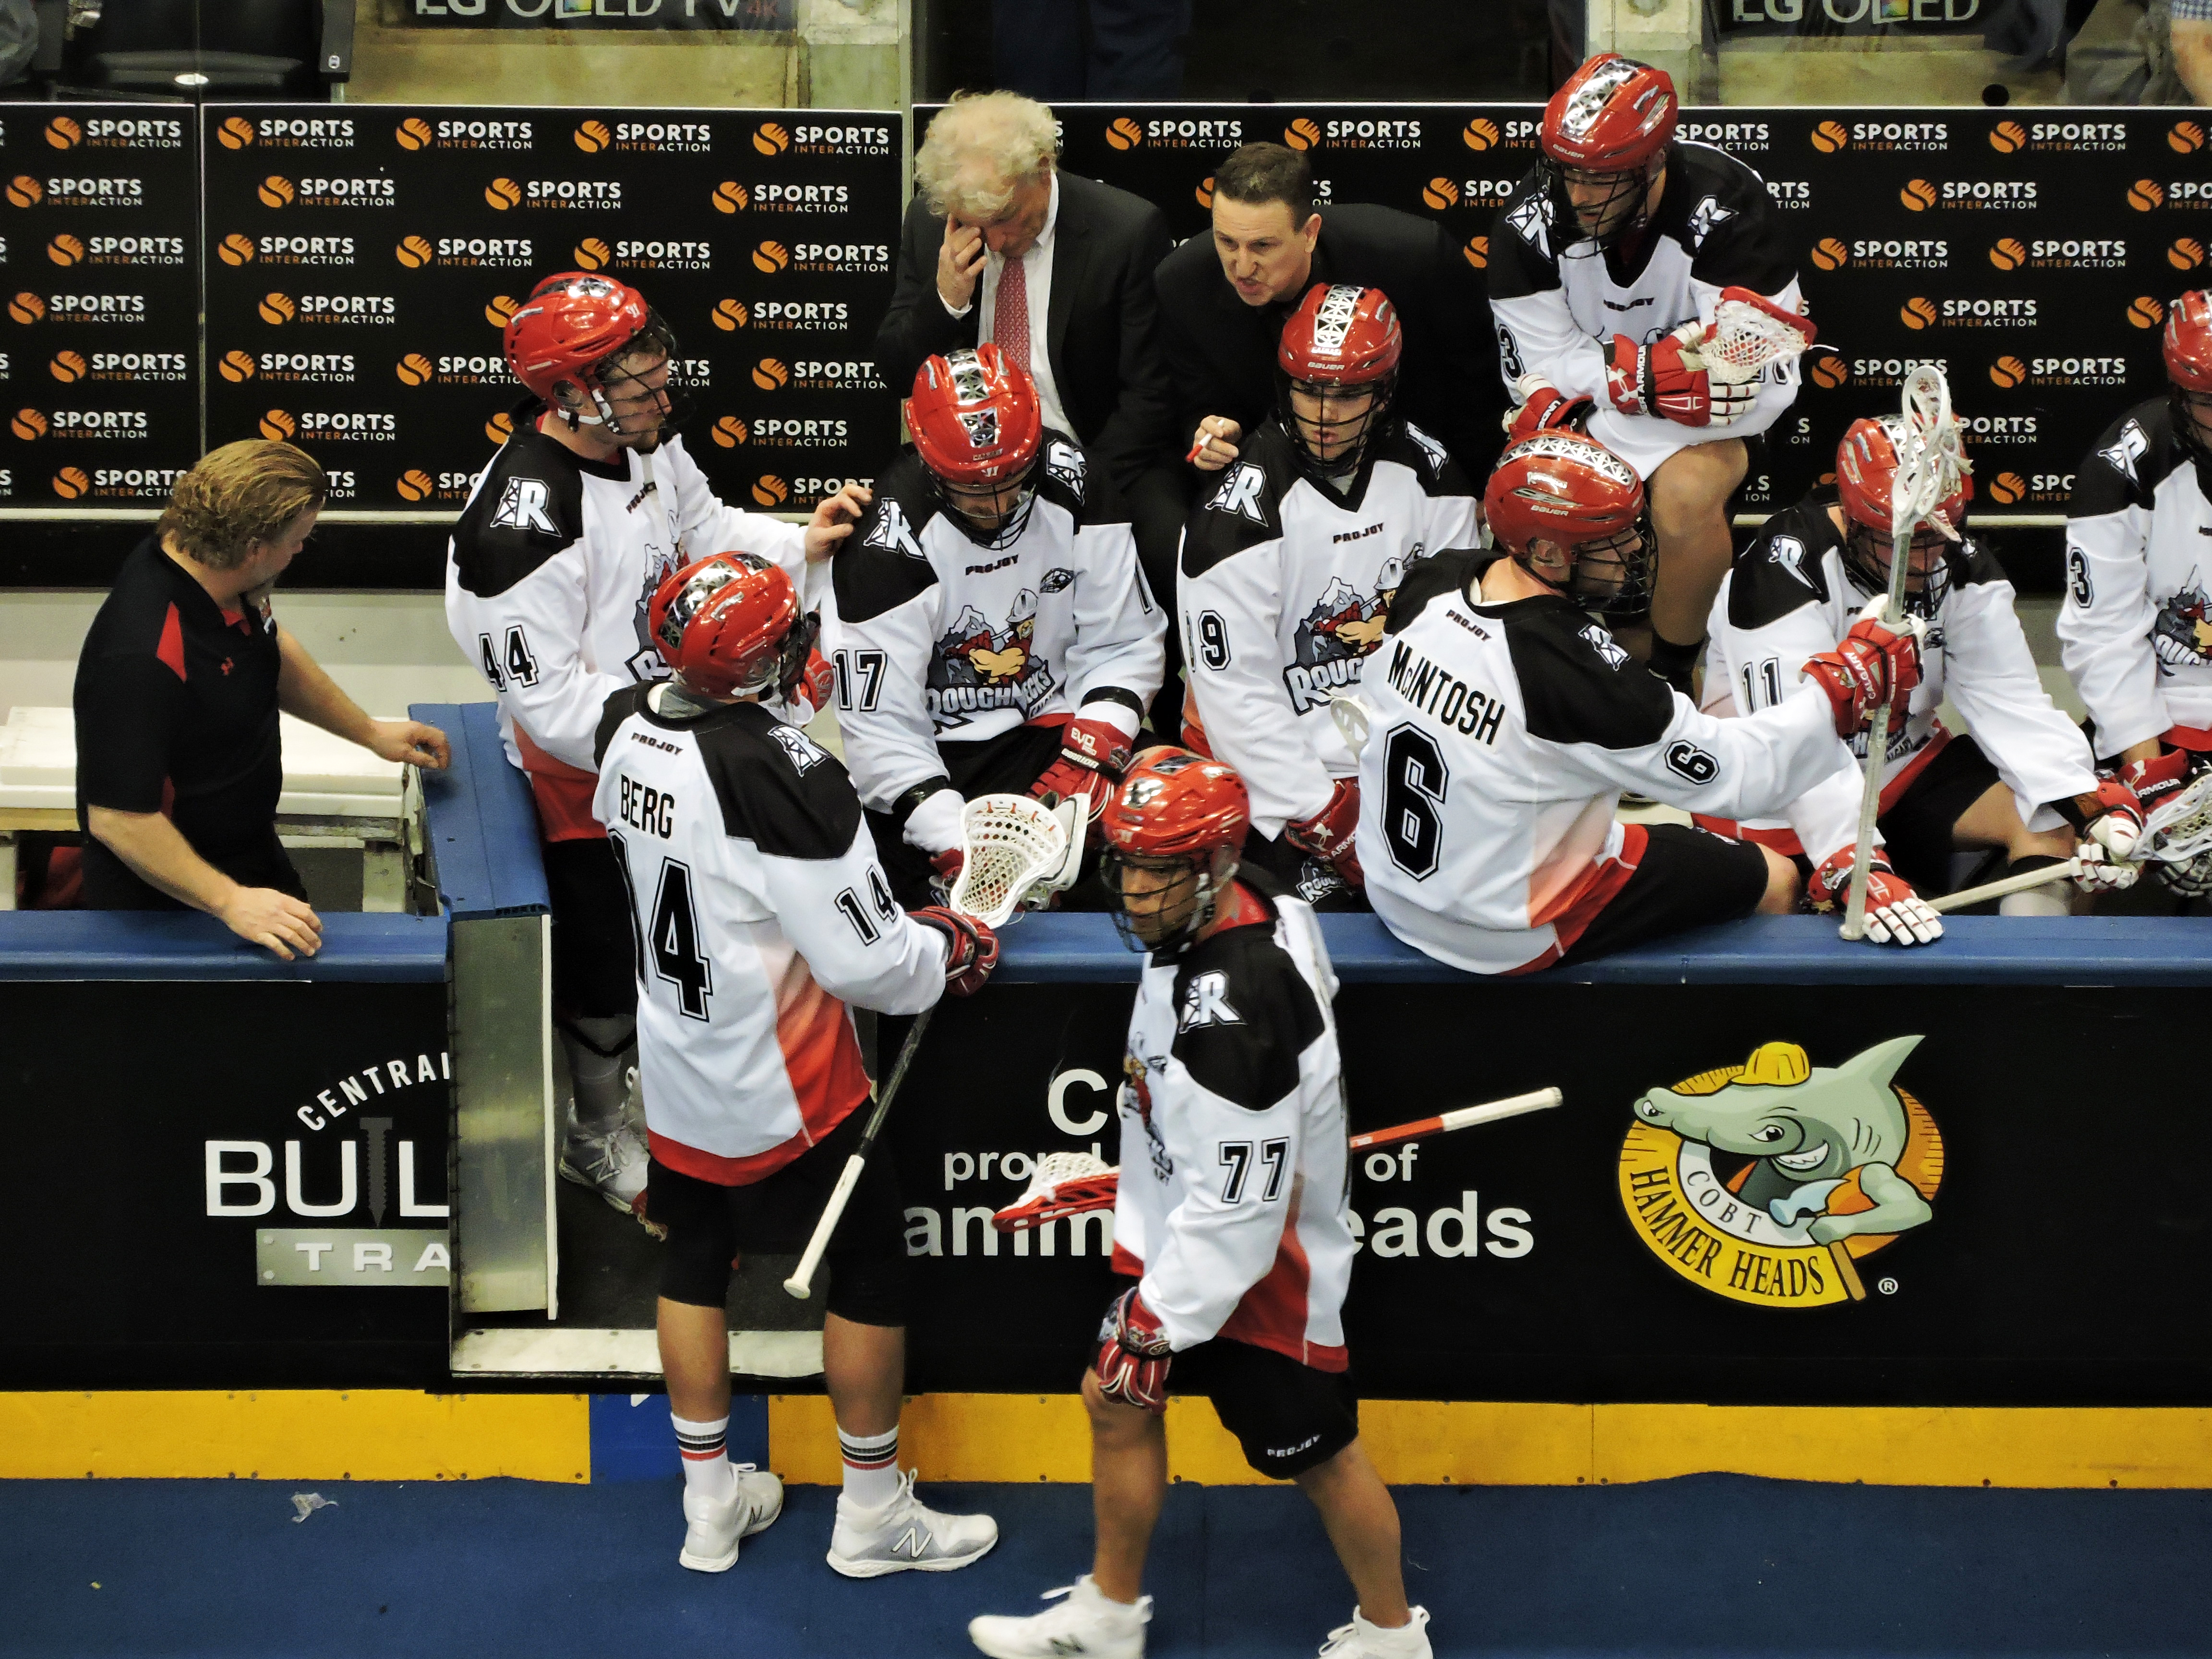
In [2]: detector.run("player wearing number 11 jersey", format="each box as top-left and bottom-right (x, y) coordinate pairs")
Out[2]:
(1357, 432), (1925, 974)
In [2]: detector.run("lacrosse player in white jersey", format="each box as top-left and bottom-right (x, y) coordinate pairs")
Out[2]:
(1178, 282), (1479, 909)
(592, 551), (1001, 1579)
(446, 271), (868, 1226)
(826, 344), (1165, 906)
(1358, 430), (1936, 975)
(969, 747), (1428, 1659)
(2061, 290), (2212, 900)
(1488, 52), (1803, 695)
(1701, 415), (2143, 914)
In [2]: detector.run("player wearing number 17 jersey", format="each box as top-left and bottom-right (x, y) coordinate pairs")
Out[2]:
(594, 551), (1002, 1585)
(1356, 432), (1927, 975)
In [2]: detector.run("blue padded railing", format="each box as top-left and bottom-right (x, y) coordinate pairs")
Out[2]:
(412, 701), (548, 921)
(992, 911), (2212, 987)
(0, 909), (445, 981)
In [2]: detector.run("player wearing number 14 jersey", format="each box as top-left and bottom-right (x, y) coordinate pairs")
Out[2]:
(1356, 432), (1927, 974)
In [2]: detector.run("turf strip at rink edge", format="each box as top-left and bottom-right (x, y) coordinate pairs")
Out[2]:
(3, 1473), (2210, 1656)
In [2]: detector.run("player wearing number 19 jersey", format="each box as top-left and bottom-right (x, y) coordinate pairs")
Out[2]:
(1355, 432), (1922, 975)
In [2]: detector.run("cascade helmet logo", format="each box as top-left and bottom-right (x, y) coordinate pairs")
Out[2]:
(2173, 120), (2206, 154)
(753, 240), (789, 273)
(44, 116), (81, 150)
(1105, 116), (1144, 150)
(713, 181), (748, 213)
(1621, 1039), (1940, 1308)
(259, 175), (296, 208)
(2172, 237), (2207, 270)
(218, 233), (257, 266)
(754, 122), (790, 155)
(6, 176), (43, 207)
(574, 120), (612, 153)
(48, 350), (85, 382)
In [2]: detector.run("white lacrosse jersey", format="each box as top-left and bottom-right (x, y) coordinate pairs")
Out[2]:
(2060, 396), (2212, 757)
(1487, 141), (1802, 474)
(1356, 549), (1857, 975)
(822, 431), (1166, 813)
(1702, 494), (2096, 858)
(589, 683), (947, 1184)
(1112, 883), (1354, 1369)
(1178, 418), (1481, 836)
(446, 418), (813, 833)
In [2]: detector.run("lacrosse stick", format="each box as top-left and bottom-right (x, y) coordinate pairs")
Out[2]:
(1327, 692), (1374, 760)
(1842, 365), (1970, 941)
(1924, 859), (2083, 915)
(785, 794), (1075, 1299)
(992, 1086), (1565, 1233)
(1697, 287), (1818, 393)
(2140, 770), (2212, 867)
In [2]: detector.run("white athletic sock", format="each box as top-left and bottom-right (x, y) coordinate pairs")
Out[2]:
(837, 1424), (901, 1510)
(1999, 885), (2070, 917)
(561, 1018), (635, 1135)
(672, 1412), (735, 1503)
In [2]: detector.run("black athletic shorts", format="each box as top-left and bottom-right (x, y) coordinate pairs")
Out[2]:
(1865, 734), (2004, 896)
(541, 836), (638, 1020)
(1237, 828), (1370, 913)
(1172, 1336), (1359, 1480)
(648, 1102), (908, 1327)
(866, 721), (1067, 908)
(1556, 821), (1772, 967)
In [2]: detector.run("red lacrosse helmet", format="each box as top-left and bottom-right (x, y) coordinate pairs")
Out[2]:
(505, 271), (685, 437)
(648, 552), (815, 700)
(1542, 53), (1678, 171)
(2164, 290), (2212, 393)
(1834, 416), (1973, 615)
(1484, 432), (1652, 613)
(1275, 284), (1402, 478)
(906, 344), (1044, 490)
(1101, 747), (1251, 953)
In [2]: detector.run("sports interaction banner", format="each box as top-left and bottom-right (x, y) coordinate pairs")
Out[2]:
(0, 107), (201, 509)
(200, 105), (899, 515)
(925, 102), (2212, 532)
(888, 978), (2212, 1406)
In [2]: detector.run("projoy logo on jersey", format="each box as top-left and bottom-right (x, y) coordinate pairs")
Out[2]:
(1618, 1037), (1941, 1309)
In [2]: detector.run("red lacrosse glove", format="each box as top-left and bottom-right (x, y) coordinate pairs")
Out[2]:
(2063, 776), (2145, 892)
(1093, 1286), (1172, 1415)
(1030, 712), (1136, 840)
(1284, 778), (1364, 889)
(1503, 376), (1596, 440)
(908, 905), (1000, 997)
(1801, 601), (1926, 738)
(1604, 323), (1712, 426)
(1807, 847), (1944, 947)
(2123, 746), (2199, 815)
(800, 649), (835, 714)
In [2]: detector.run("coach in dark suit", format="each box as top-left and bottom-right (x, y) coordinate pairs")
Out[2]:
(875, 91), (1176, 494)
(1156, 142), (1506, 486)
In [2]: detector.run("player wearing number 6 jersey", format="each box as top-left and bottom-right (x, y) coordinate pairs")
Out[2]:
(446, 272), (870, 1225)
(969, 749), (1429, 1659)
(594, 551), (1001, 1584)
(1358, 432), (1923, 975)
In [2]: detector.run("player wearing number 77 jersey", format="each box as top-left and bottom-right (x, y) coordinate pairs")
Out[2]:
(1357, 432), (1926, 975)
(969, 748), (1430, 1659)
(593, 552), (1002, 1585)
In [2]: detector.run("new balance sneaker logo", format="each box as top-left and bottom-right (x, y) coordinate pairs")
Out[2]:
(894, 1524), (932, 1558)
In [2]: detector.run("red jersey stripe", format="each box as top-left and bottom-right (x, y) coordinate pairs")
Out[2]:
(155, 602), (187, 683)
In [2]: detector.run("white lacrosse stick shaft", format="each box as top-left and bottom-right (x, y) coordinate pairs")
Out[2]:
(1923, 858), (2083, 914)
(1843, 366), (1953, 941)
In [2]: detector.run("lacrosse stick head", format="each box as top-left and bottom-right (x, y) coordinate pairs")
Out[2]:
(2141, 768), (2212, 870)
(948, 793), (1071, 928)
(1327, 692), (1373, 759)
(1702, 287), (1818, 386)
(991, 1150), (1119, 1233)
(1835, 414), (1972, 618)
(1100, 747), (1250, 956)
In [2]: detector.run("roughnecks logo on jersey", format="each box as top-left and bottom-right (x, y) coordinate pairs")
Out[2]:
(1616, 1037), (1942, 1310)
(2153, 570), (2212, 666)
(1283, 553), (1419, 714)
(926, 590), (1054, 723)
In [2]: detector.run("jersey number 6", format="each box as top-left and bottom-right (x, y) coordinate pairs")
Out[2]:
(1382, 725), (1447, 879)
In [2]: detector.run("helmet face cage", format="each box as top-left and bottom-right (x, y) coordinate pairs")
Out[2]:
(927, 457), (1041, 549)
(1542, 154), (1661, 254)
(1103, 846), (1234, 957)
(1567, 516), (1656, 619)
(574, 312), (692, 442)
(1274, 365), (1397, 481)
(1839, 519), (1956, 620)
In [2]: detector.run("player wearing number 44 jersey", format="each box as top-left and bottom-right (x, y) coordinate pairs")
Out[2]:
(826, 345), (1166, 905)
(446, 271), (871, 1227)
(969, 750), (1431, 1659)
(1358, 431), (1927, 975)
(593, 551), (1002, 1585)
(1179, 283), (1479, 909)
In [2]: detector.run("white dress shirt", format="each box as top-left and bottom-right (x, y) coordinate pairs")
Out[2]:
(941, 171), (1070, 438)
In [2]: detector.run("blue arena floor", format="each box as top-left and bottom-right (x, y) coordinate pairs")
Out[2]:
(2, 1473), (2208, 1657)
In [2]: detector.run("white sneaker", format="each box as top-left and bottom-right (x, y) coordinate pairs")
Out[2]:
(677, 1465), (784, 1573)
(559, 1117), (660, 1235)
(1318, 1606), (1432, 1658)
(826, 1469), (999, 1577)
(969, 1576), (1149, 1658)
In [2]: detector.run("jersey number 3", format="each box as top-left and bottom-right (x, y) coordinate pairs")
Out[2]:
(609, 831), (713, 1020)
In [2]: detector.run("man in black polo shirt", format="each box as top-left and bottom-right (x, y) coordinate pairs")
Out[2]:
(74, 439), (450, 958)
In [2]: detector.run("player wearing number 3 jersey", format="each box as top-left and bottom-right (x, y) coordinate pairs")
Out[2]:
(594, 551), (1001, 1585)
(1357, 432), (1915, 975)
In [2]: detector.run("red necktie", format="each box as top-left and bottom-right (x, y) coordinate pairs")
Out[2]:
(994, 254), (1031, 375)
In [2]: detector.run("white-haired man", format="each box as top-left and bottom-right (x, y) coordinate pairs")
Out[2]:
(876, 90), (1183, 733)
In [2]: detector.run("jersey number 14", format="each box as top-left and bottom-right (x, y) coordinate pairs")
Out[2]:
(608, 831), (713, 1020)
